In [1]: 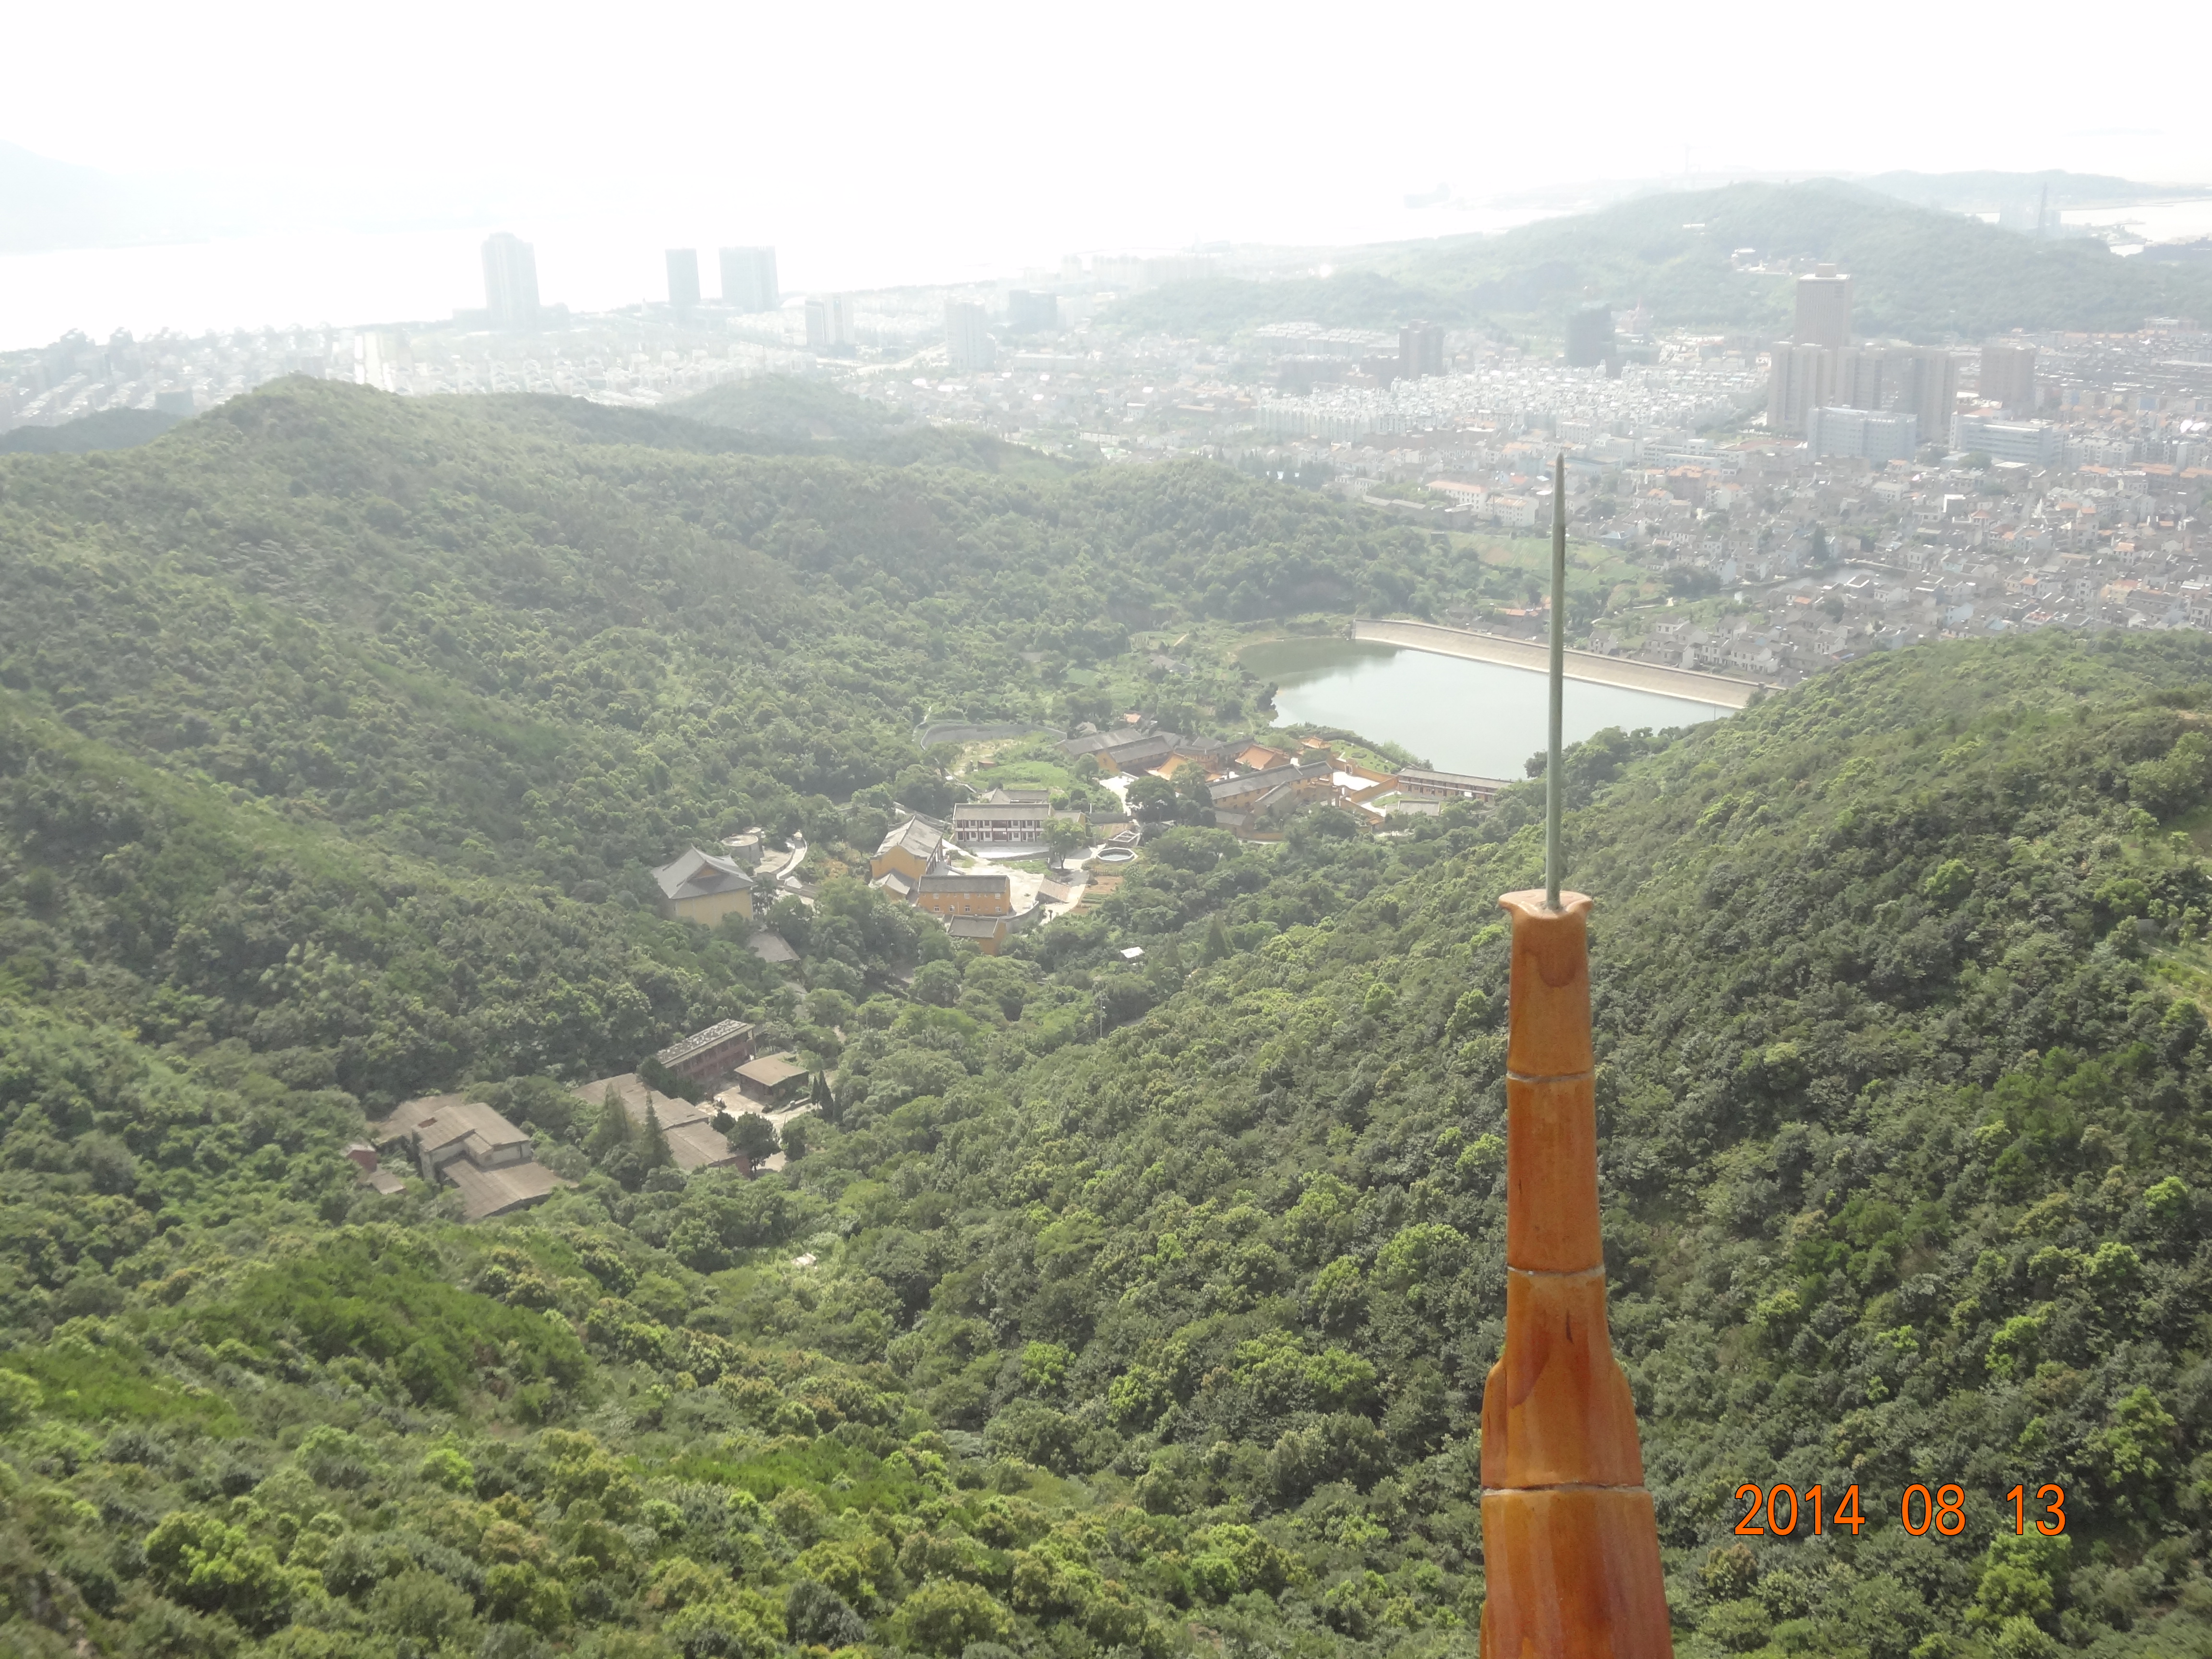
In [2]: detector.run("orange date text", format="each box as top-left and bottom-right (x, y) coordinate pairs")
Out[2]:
(1731, 1483), (2066, 1538)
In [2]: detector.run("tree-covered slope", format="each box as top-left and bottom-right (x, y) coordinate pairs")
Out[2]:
(1113, 180), (2212, 342)
(12, 629), (2212, 1657)
(672, 378), (898, 443)
(806, 632), (2212, 1659)
(660, 378), (1070, 480)
(0, 379), (1489, 1102)
(16, 382), (2212, 1659)
(0, 408), (181, 455)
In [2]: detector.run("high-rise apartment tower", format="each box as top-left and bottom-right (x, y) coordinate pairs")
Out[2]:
(720, 247), (780, 313)
(805, 296), (856, 353)
(1981, 343), (2038, 414)
(1901, 347), (1960, 446)
(666, 249), (701, 312)
(482, 233), (541, 330)
(1399, 320), (1445, 379)
(945, 301), (995, 373)
(1006, 290), (1059, 333)
(1564, 305), (1615, 368)
(1766, 342), (1832, 435)
(1793, 264), (1852, 350)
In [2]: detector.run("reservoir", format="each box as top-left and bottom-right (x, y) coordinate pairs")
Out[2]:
(1240, 637), (1727, 779)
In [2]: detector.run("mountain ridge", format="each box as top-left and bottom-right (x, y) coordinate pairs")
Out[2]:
(1110, 179), (2212, 342)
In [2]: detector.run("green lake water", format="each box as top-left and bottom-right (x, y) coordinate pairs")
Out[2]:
(1239, 637), (1727, 778)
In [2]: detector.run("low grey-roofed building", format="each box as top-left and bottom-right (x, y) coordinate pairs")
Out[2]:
(1060, 726), (1146, 757)
(949, 914), (1011, 953)
(443, 1160), (566, 1218)
(871, 818), (947, 885)
(1061, 730), (1181, 773)
(651, 847), (755, 927)
(664, 1118), (739, 1171)
(401, 1098), (535, 1177)
(747, 929), (801, 964)
(583, 1072), (742, 1173)
(372, 1094), (570, 1220)
(1208, 756), (1334, 809)
(733, 1053), (810, 1107)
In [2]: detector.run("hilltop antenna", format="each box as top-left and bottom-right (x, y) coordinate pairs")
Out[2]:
(1545, 453), (1565, 909)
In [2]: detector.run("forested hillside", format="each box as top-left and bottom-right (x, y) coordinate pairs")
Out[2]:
(654, 382), (1070, 480)
(12, 385), (2212, 1659)
(0, 407), (181, 456)
(0, 380), (1481, 1097)
(1110, 180), (2212, 342)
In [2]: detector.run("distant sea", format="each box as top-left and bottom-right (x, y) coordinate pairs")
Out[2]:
(2062, 199), (2212, 246)
(0, 201), (1569, 351)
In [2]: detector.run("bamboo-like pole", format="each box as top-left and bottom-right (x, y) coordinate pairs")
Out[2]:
(1545, 454), (1565, 910)
(1479, 462), (1671, 1658)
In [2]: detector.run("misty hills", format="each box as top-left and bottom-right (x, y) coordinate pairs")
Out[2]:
(1111, 179), (2212, 343)
(665, 379), (1073, 479)
(671, 376), (898, 442)
(1856, 169), (2178, 214)
(0, 407), (180, 455)
(0, 376), (1056, 481)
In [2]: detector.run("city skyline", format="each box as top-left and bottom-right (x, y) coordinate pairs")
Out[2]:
(5, 0), (2211, 350)
(10, 180), (2212, 356)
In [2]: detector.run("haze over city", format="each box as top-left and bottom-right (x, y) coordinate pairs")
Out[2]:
(5, 0), (2212, 341)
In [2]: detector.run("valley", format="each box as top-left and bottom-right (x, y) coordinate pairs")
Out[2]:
(5, 376), (2212, 1659)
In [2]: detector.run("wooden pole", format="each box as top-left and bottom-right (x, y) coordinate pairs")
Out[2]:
(1479, 464), (1671, 1657)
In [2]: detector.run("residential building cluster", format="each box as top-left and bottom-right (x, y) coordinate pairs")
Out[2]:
(1254, 349), (1762, 446)
(0, 318), (813, 430)
(1573, 405), (2207, 683)
(346, 997), (820, 1220)
(864, 799), (1094, 955)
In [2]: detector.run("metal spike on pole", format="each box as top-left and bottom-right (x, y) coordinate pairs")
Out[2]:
(1482, 452), (1671, 1659)
(1545, 452), (1565, 910)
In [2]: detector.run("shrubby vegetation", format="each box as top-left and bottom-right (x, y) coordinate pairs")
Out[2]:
(10, 386), (2212, 1656)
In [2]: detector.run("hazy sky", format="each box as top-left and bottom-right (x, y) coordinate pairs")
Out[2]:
(13, 0), (2211, 247)
(3, 0), (2209, 341)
